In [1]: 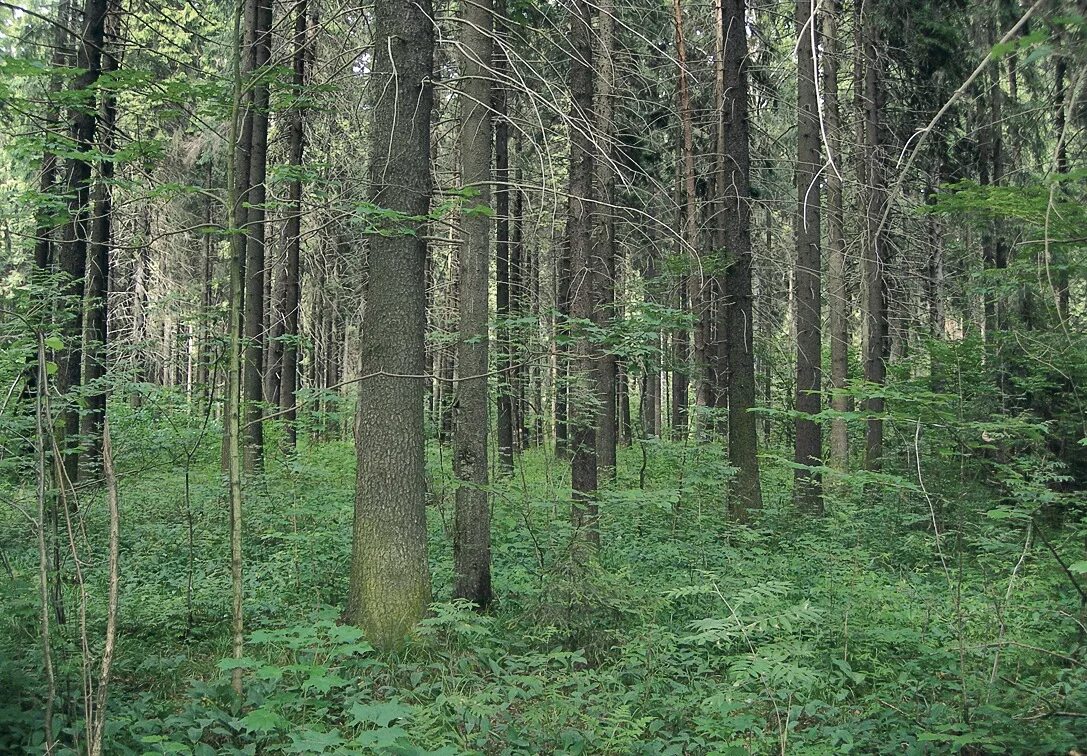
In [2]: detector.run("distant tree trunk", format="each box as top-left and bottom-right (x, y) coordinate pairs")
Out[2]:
(672, 0), (695, 442)
(34, 0), (70, 274)
(568, 0), (599, 544)
(861, 1), (888, 471)
(594, 0), (617, 480)
(81, 10), (119, 468)
(346, 0), (433, 649)
(242, 0), (272, 470)
(793, 0), (822, 513)
(823, 0), (850, 469)
(56, 0), (109, 483)
(1053, 31), (1070, 321)
(452, 0), (494, 610)
(511, 181), (528, 451)
(642, 252), (663, 438)
(554, 240), (570, 456)
(280, 0), (308, 450)
(495, 28), (515, 475)
(721, 0), (762, 518)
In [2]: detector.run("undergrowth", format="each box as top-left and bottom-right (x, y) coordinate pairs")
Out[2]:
(1, 403), (1086, 754)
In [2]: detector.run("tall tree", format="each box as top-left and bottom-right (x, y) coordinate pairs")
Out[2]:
(495, 22), (515, 474)
(346, 0), (434, 648)
(279, 0), (309, 450)
(720, 0), (762, 518)
(594, 0), (618, 480)
(452, 0), (494, 609)
(567, 0), (599, 543)
(242, 0), (272, 469)
(794, 0), (823, 512)
(823, 0), (850, 469)
(672, 0), (696, 442)
(55, 0), (109, 482)
(861, 0), (888, 471)
(81, 3), (119, 467)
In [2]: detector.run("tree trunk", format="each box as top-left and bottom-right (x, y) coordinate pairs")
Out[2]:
(452, 0), (494, 609)
(346, 0), (433, 648)
(55, 0), (109, 483)
(280, 0), (308, 450)
(242, 0), (272, 470)
(861, 1), (888, 471)
(823, 0), (850, 470)
(495, 28), (515, 475)
(719, 0), (762, 518)
(568, 0), (599, 544)
(594, 0), (617, 480)
(672, 0), (696, 443)
(81, 14), (119, 469)
(793, 0), (823, 513)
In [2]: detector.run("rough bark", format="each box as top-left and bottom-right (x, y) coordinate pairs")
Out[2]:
(280, 0), (308, 449)
(823, 0), (850, 469)
(672, 0), (696, 442)
(242, 0), (272, 470)
(568, 0), (599, 544)
(861, 2), (888, 471)
(80, 19), (118, 469)
(495, 26), (515, 475)
(346, 0), (433, 648)
(594, 0), (617, 480)
(721, 0), (762, 518)
(794, 0), (823, 513)
(452, 0), (494, 609)
(55, 0), (109, 483)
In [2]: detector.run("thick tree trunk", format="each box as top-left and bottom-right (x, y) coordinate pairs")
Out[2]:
(346, 0), (433, 648)
(452, 0), (494, 609)
(721, 0), (762, 518)
(568, 0), (599, 544)
(793, 0), (823, 513)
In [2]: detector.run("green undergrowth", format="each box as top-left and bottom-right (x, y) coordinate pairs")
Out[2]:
(1, 408), (1086, 754)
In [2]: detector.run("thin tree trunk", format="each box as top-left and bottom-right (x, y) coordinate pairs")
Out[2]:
(672, 0), (696, 443)
(794, 0), (823, 512)
(823, 0), (849, 469)
(280, 0), (308, 449)
(593, 0), (618, 480)
(242, 0), (272, 470)
(225, 0), (248, 695)
(495, 26), (515, 475)
(861, 1), (888, 471)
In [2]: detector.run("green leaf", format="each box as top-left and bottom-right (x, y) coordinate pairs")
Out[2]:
(1069, 561), (1087, 576)
(348, 700), (412, 728)
(44, 336), (63, 351)
(240, 706), (286, 733)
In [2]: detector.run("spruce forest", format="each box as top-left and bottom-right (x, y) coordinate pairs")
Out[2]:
(1, 0), (1087, 751)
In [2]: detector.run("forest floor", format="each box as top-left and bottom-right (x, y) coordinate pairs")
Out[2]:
(1, 408), (1086, 754)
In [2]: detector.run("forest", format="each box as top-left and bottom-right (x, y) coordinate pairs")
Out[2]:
(0, 0), (1086, 751)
